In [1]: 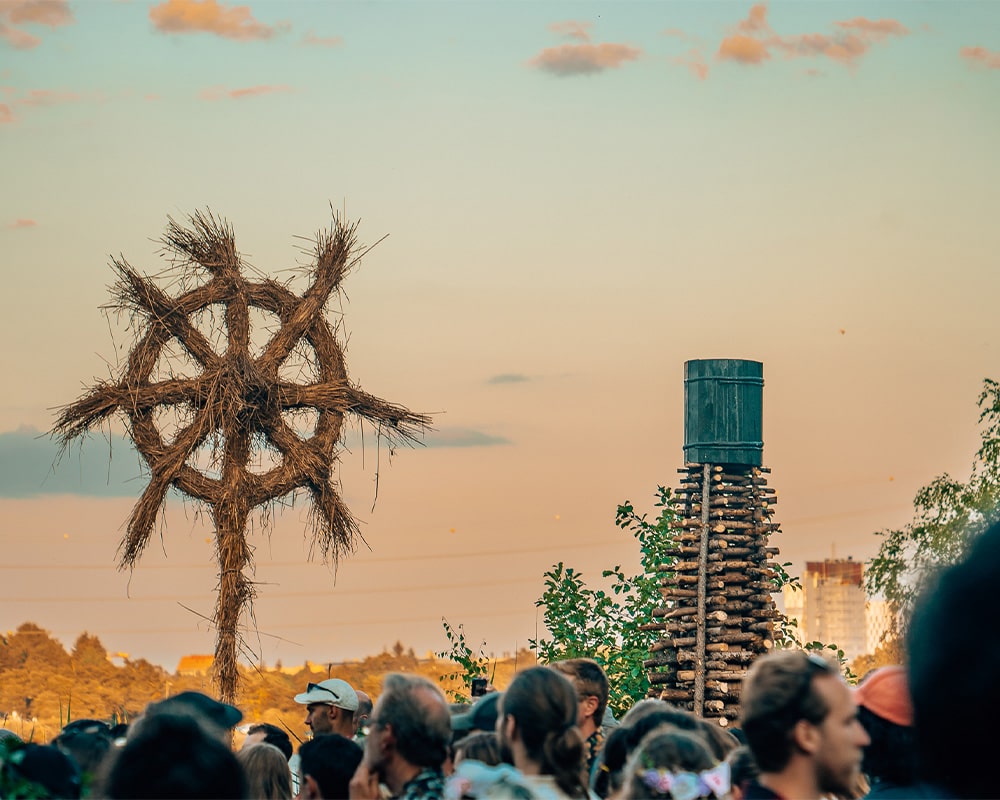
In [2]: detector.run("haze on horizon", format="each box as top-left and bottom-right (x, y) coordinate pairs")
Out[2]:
(1, 0), (998, 671)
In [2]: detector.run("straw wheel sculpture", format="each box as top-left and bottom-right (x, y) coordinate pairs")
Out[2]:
(53, 210), (429, 702)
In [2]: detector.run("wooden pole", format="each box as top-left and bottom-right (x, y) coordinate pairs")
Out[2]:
(694, 462), (711, 716)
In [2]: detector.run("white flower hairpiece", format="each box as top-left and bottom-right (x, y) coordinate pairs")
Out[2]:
(640, 760), (731, 800)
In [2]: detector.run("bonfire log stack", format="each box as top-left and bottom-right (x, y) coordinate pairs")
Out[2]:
(644, 358), (781, 726)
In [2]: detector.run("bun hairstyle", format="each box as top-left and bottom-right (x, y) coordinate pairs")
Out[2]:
(501, 667), (589, 798)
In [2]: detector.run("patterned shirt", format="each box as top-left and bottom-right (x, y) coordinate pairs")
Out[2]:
(398, 768), (445, 800)
(585, 728), (605, 777)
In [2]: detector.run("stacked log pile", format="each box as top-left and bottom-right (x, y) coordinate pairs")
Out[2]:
(643, 463), (781, 726)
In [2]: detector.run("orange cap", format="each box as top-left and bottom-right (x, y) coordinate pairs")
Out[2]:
(853, 665), (913, 727)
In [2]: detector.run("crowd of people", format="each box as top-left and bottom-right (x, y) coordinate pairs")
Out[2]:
(3, 518), (999, 799)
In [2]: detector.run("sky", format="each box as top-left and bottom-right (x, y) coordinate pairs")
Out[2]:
(1, 0), (999, 674)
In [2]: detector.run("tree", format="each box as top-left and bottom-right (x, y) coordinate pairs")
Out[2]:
(529, 486), (678, 717)
(866, 379), (1000, 635)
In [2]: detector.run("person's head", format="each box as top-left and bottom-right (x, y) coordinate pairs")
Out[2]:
(297, 734), (363, 800)
(621, 726), (723, 800)
(102, 712), (246, 799)
(908, 518), (1000, 798)
(591, 709), (708, 800)
(740, 650), (868, 796)
(238, 742), (292, 800)
(53, 728), (113, 784)
(726, 746), (760, 800)
(353, 691), (373, 737)
(0, 742), (82, 799)
(243, 723), (293, 761)
(853, 665), (917, 787)
(498, 666), (588, 799)
(452, 692), (503, 741)
(454, 731), (504, 767)
(365, 673), (452, 778)
(294, 679), (359, 739)
(549, 659), (610, 737)
(141, 690), (242, 743)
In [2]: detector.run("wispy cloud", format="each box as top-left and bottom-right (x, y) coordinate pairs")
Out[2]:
(548, 20), (592, 43)
(150, 0), (287, 41)
(529, 42), (641, 77)
(671, 48), (709, 80)
(0, 102), (13, 124)
(423, 428), (512, 449)
(199, 84), (292, 101)
(0, 426), (144, 498)
(961, 46), (1000, 70)
(5, 217), (37, 228)
(301, 31), (342, 48)
(717, 3), (910, 69)
(17, 88), (79, 106)
(0, 0), (74, 49)
(487, 373), (530, 385)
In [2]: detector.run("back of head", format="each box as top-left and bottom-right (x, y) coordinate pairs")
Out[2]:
(377, 673), (452, 770)
(140, 690), (242, 742)
(0, 742), (82, 799)
(908, 518), (1000, 797)
(549, 658), (610, 727)
(455, 731), (504, 767)
(54, 729), (113, 782)
(501, 667), (587, 798)
(247, 723), (293, 761)
(726, 746), (759, 793)
(621, 727), (719, 800)
(238, 742), (292, 800)
(103, 712), (246, 799)
(739, 650), (836, 773)
(298, 734), (363, 800)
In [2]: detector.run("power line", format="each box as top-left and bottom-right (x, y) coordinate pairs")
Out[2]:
(0, 576), (545, 603)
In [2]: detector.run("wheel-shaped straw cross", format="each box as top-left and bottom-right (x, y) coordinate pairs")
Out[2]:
(53, 211), (429, 701)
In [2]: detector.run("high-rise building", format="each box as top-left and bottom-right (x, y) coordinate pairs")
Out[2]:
(782, 557), (869, 661)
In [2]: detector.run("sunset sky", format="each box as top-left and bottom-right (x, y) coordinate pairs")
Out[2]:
(1, 0), (999, 673)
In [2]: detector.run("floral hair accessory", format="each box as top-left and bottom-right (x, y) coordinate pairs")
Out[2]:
(640, 761), (731, 800)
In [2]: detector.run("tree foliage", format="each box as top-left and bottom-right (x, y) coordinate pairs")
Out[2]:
(866, 378), (1000, 633)
(435, 619), (492, 703)
(529, 486), (678, 717)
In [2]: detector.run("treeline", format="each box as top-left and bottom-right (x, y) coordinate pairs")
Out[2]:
(0, 622), (533, 744)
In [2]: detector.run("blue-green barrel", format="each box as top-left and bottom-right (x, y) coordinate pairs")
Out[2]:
(683, 359), (764, 466)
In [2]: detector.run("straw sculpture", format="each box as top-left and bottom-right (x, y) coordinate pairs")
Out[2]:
(52, 210), (430, 702)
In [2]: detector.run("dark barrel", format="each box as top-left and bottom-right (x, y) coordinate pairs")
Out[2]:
(683, 359), (763, 466)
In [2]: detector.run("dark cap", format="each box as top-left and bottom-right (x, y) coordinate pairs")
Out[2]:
(152, 690), (243, 730)
(452, 691), (502, 733)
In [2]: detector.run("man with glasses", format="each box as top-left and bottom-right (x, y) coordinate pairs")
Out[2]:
(295, 678), (360, 739)
(349, 673), (451, 800)
(739, 650), (870, 800)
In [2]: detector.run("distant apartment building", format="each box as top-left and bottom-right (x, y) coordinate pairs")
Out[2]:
(782, 557), (875, 661)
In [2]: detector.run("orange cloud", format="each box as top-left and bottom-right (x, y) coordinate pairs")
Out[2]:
(150, 0), (284, 41)
(6, 218), (37, 228)
(961, 46), (1000, 69)
(671, 48), (709, 80)
(0, 0), (73, 49)
(17, 88), (78, 106)
(301, 31), (342, 47)
(528, 42), (641, 76)
(548, 20), (592, 42)
(835, 18), (909, 39)
(737, 3), (770, 34)
(717, 4), (909, 68)
(718, 33), (770, 64)
(0, 102), (14, 124)
(199, 84), (292, 100)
